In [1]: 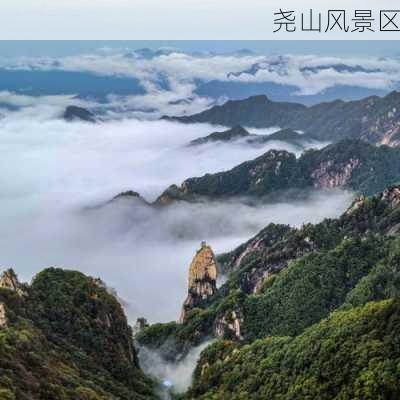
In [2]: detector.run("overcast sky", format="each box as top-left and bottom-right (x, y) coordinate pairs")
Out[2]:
(1, 0), (400, 39)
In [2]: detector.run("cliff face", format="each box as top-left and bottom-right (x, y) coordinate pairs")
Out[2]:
(180, 242), (218, 322)
(0, 302), (7, 328)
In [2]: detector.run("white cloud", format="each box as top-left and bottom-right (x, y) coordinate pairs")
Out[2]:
(1, 50), (399, 107)
(0, 104), (353, 322)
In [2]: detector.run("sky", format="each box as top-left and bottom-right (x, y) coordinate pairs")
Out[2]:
(0, 41), (399, 58)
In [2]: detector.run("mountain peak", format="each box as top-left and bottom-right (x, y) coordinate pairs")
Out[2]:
(189, 125), (250, 146)
(63, 105), (96, 123)
(0, 268), (24, 295)
(240, 94), (270, 103)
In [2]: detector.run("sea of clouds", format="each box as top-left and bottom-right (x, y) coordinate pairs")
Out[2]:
(0, 98), (353, 323)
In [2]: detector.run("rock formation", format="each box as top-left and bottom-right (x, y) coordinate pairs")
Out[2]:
(0, 303), (7, 328)
(0, 269), (23, 294)
(179, 242), (218, 323)
(214, 309), (244, 340)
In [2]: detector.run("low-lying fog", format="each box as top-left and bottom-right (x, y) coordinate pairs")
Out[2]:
(0, 103), (353, 322)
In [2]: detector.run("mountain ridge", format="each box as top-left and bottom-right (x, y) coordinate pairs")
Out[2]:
(164, 91), (400, 146)
(155, 139), (400, 205)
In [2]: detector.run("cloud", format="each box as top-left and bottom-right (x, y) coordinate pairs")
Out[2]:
(0, 50), (399, 116)
(0, 103), (353, 323)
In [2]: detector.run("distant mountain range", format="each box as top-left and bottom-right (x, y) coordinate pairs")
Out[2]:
(165, 92), (400, 147)
(0, 49), (397, 108)
(188, 126), (309, 149)
(195, 81), (388, 105)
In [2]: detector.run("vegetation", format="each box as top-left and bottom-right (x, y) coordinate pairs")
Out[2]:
(188, 298), (400, 400)
(169, 91), (400, 145)
(143, 186), (400, 365)
(243, 236), (388, 339)
(156, 139), (400, 204)
(0, 268), (155, 399)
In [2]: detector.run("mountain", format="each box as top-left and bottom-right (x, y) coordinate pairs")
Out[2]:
(63, 105), (96, 123)
(0, 268), (156, 399)
(165, 92), (400, 146)
(188, 298), (400, 400)
(137, 185), (400, 371)
(164, 95), (306, 128)
(156, 139), (400, 205)
(195, 80), (388, 105)
(189, 125), (250, 145)
(251, 128), (309, 146)
(189, 126), (310, 148)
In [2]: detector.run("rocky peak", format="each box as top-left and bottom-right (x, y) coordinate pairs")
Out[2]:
(63, 105), (96, 123)
(179, 242), (218, 323)
(189, 125), (250, 146)
(311, 157), (360, 189)
(380, 185), (400, 209)
(0, 269), (22, 294)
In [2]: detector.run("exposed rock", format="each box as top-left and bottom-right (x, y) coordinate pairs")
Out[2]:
(214, 309), (244, 340)
(311, 158), (360, 189)
(180, 242), (218, 322)
(0, 303), (7, 328)
(381, 186), (400, 209)
(110, 190), (149, 206)
(345, 195), (367, 215)
(0, 269), (23, 295)
(63, 105), (96, 123)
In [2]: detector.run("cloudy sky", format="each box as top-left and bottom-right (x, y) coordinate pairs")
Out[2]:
(1, 1), (400, 39)
(0, 43), (399, 119)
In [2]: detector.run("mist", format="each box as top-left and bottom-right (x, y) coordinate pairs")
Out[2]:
(138, 341), (212, 396)
(0, 101), (353, 322)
